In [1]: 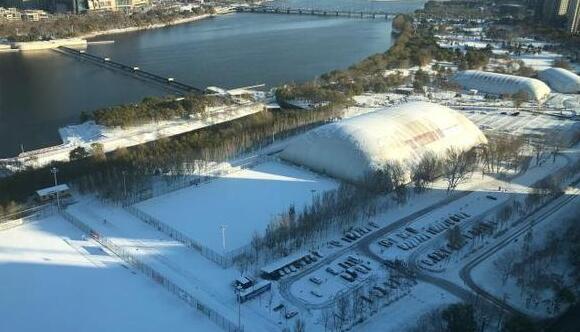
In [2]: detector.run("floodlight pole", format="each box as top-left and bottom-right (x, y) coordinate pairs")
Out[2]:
(122, 170), (127, 198)
(51, 167), (60, 210)
(220, 225), (227, 251)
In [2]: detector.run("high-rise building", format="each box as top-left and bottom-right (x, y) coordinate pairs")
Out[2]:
(539, 0), (571, 22)
(568, 0), (580, 33)
(557, 0), (570, 15)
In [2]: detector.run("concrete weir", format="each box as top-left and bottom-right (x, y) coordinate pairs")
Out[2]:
(54, 46), (203, 95)
(11, 38), (88, 51)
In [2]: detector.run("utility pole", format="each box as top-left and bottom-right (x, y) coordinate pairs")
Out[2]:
(51, 167), (60, 209)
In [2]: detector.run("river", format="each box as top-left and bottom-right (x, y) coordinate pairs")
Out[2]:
(0, 0), (423, 158)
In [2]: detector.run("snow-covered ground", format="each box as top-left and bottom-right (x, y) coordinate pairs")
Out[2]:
(1, 102), (263, 170)
(136, 161), (338, 253)
(353, 282), (459, 332)
(512, 50), (563, 71)
(64, 199), (285, 332)
(471, 193), (580, 318)
(0, 216), (221, 332)
(461, 108), (580, 139)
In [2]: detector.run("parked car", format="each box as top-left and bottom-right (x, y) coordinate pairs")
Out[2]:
(340, 273), (355, 282)
(355, 266), (368, 274)
(309, 277), (323, 285)
(310, 290), (323, 298)
(285, 311), (298, 319)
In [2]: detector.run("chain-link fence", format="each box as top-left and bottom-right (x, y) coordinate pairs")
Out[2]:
(0, 204), (56, 231)
(125, 206), (245, 268)
(60, 210), (242, 332)
(121, 156), (278, 268)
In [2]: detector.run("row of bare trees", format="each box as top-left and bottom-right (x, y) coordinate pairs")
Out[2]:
(320, 271), (415, 332)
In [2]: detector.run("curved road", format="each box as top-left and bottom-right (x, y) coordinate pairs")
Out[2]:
(459, 185), (580, 318)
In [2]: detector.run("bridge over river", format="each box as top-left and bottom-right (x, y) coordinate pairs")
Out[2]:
(235, 6), (397, 19)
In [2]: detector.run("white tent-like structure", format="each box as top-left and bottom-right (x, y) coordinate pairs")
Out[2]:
(280, 102), (487, 183)
(453, 70), (551, 101)
(538, 67), (580, 94)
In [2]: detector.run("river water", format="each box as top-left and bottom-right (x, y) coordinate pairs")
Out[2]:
(0, 0), (423, 157)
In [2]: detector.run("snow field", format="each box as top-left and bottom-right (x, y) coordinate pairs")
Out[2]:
(135, 161), (339, 253)
(64, 200), (282, 332)
(0, 216), (221, 332)
(353, 282), (460, 332)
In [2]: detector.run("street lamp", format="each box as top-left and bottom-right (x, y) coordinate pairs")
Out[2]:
(220, 225), (228, 251)
(50, 167), (60, 209)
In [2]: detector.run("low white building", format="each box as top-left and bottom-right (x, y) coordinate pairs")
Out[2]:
(453, 70), (551, 101)
(538, 67), (580, 94)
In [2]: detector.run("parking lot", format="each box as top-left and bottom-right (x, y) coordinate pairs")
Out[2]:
(289, 253), (382, 305)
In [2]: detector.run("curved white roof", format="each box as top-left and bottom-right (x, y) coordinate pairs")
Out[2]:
(454, 70), (551, 101)
(280, 102), (487, 183)
(538, 67), (580, 94)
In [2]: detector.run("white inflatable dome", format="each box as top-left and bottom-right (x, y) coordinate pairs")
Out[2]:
(538, 67), (580, 94)
(280, 102), (487, 183)
(454, 70), (551, 101)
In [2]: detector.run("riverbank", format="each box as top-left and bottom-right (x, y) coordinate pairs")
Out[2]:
(0, 10), (232, 52)
(78, 11), (226, 40)
(0, 101), (264, 171)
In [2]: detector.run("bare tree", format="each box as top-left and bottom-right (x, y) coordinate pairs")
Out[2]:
(446, 225), (463, 249)
(293, 319), (306, 332)
(443, 147), (477, 192)
(411, 152), (442, 191)
(493, 250), (516, 286)
(406, 308), (445, 332)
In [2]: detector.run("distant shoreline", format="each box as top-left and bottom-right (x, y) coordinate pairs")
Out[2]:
(0, 9), (233, 52)
(78, 12), (219, 40)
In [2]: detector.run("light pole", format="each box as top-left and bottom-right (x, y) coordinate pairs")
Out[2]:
(50, 167), (60, 209)
(122, 170), (127, 198)
(220, 225), (227, 251)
